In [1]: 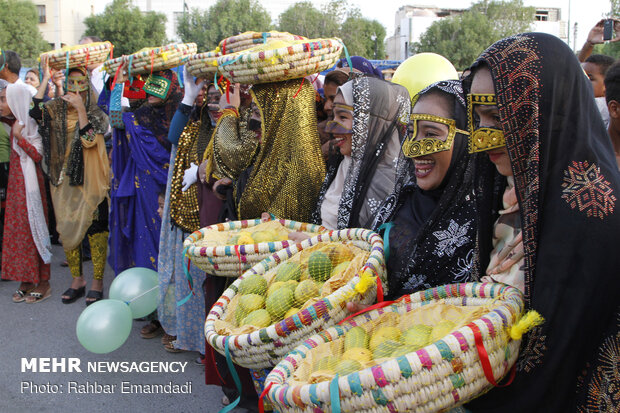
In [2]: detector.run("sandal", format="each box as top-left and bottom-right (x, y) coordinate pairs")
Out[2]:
(140, 321), (163, 339)
(161, 333), (176, 346)
(61, 286), (85, 304)
(85, 290), (103, 306)
(12, 287), (34, 303)
(163, 340), (185, 353)
(25, 287), (52, 304)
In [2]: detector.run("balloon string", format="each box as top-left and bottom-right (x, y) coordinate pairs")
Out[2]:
(123, 285), (158, 305)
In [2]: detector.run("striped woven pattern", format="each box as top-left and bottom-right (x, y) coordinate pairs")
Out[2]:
(41, 42), (113, 70)
(103, 43), (197, 75)
(217, 38), (343, 84)
(265, 283), (525, 412)
(186, 50), (220, 78)
(204, 228), (386, 369)
(183, 219), (326, 277)
(218, 31), (306, 55)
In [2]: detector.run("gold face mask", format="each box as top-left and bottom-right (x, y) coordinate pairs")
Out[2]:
(401, 113), (468, 158)
(467, 93), (506, 153)
(66, 74), (89, 93)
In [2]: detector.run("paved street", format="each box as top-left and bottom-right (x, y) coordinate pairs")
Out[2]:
(0, 244), (230, 413)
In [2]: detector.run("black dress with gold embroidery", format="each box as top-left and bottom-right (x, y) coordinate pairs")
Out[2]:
(464, 33), (620, 411)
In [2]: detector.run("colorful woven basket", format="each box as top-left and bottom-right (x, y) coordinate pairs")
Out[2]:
(218, 31), (306, 55)
(184, 219), (327, 277)
(217, 38), (343, 85)
(40, 42), (113, 70)
(186, 50), (220, 78)
(204, 228), (387, 370)
(103, 43), (197, 75)
(264, 283), (527, 412)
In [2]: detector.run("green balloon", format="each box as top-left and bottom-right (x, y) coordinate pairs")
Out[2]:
(76, 299), (133, 354)
(109, 267), (159, 319)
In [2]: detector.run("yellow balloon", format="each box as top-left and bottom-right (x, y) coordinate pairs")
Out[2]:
(392, 53), (458, 100)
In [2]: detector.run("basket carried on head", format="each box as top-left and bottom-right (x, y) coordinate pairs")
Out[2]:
(40, 42), (113, 70)
(186, 50), (220, 78)
(217, 38), (343, 85)
(184, 219), (327, 277)
(264, 283), (538, 412)
(103, 43), (197, 76)
(218, 31), (306, 55)
(204, 228), (387, 370)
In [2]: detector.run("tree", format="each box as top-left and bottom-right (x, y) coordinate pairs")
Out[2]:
(83, 0), (167, 57)
(278, 0), (387, 59)
(414, 0), (535, 70)
(177, 0), (272, 52)
(0, 0), (49, 61)
(277, 1), (340, 39)
(340, 12), (386, 58)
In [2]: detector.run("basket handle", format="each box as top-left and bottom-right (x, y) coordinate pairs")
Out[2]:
(258, 382), (273, 413)
(218, 338), (242, 413)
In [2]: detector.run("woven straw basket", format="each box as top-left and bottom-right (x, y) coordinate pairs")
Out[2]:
(184, 219), (327, 277)
(186, 50), (220, 78)
(103, 43), (197, 75)
(204, 228), (387, 370)
(217, 38), (343, 85)
(218, 31), (306, 55)
(264, 283), (526, 412)
(41, 42), (113, 70)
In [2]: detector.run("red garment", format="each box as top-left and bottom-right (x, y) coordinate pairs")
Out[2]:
(1, 135), (50, 282)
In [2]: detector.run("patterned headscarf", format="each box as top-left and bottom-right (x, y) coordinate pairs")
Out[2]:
(371, 79), (478, 298)
(313, 76), (410, 228)
(463, 33), (620, 412)
(133, 69), (183, 151)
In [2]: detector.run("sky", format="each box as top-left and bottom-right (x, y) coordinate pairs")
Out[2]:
(102, 0), (614, 51)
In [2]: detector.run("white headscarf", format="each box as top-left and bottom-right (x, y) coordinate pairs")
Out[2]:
(6, 83), (52, 263)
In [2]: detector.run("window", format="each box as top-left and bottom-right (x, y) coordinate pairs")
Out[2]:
(535, 10), (549, 21)
(37, 5), (46, 24)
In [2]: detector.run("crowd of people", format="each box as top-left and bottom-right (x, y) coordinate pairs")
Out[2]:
(0, 21), (618, 412)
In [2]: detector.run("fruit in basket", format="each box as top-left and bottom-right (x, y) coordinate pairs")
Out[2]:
(313, 356), (339, 372)
(373, 339), (402, 359)
(335, 359), (363, 376)
(274, 262), (302, 282)
(308, 251), (332, 282)
(294, 279), (319, 306)
(241, 309), (271, 328)
(342, 347), (373, 363)
(369, 326), (402, 351)
(236, 231), (255, 245)
(239, 294), (265, 313)
(266, 288), (294, 319)
(284, 307), (300, 319)
(390, 344), (419, 357)
(344, 326), (370, 351)
(402, 324), (432, 348)
(330, 261), (351, 277)
(321, 244), (355, 266)
(266, 281), (286, 297)
(251, 230), (280, 243)
(238, 274), (268, 295)
(430, 320), (457, 343)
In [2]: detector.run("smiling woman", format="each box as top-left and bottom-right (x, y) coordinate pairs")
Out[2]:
(372, 79), (481, 299)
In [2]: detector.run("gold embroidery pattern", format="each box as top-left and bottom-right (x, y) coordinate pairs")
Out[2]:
(561, 161), (616, 219)
(578, 316), (620, 413)
(516, 326), (547, 373)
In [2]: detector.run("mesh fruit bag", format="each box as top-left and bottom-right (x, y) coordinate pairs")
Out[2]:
(263, 283), (543, 412)
(184, 219), (326, 277)
(204, 229), (386, 370)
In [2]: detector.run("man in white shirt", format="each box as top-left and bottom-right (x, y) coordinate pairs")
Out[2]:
(0, 50), (36, 96)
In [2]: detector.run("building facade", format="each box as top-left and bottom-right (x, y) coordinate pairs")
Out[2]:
(386, 5), (568, 61)
(32, 0), (96, 48)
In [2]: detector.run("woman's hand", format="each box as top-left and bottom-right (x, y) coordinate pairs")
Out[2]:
(12, 122), (24, 142)
(346, 302), (370, 314)
(288, 231), (310, 243)
(116, 61), (129, 85)
(219, 83), (241, 109)
(212, 177), (233, 200)
(61, 92), (85, 111)
(40, 55), (52, 81)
